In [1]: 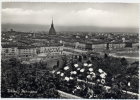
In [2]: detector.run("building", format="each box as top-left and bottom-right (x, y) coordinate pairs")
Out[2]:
(29, 45), (63, 61)
(132, 42), (139, 50)
(108, 42), (125, 50)
(75, 42), (85, 50)
(125, 42), (132, 48)
(39, 46), (63, 56)
(85, 43), (92, 50)
(1, 40), (10, 45)
(48, 18), (56, 35)
(18, 46), (37, 61)
(63, 47), (87, 55)
(63, 41), (75, 48)
(92, 43), (106, 52)
(1, 45), (18, 60)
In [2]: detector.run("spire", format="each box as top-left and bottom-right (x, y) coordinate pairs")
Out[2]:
(52, 17), (53, 25)
(49, 17), (56, 35)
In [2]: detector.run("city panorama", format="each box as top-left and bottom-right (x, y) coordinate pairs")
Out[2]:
(1, 2), (139, 99)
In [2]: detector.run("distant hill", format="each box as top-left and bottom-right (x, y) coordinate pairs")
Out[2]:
(2, 24), (139, 33)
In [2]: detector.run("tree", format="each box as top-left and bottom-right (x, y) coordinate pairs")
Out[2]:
(78, 56), (82, 62)
(9, 58), (21, 68)
(57, 60), (59, 67)
(104, 53), (108, 58)
(120, 58), (128, 66)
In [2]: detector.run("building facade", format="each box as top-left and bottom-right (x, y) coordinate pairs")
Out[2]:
(18, 46), (37, 61)
(1, 46), (18, 60)
(39, 46), (63, 56)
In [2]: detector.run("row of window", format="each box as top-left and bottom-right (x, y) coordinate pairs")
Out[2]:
(41, 48), (61, 51)
(19, 49), (35, 51)
(43, 50), (62, 53)
(19, 55), (32, 57)
(2, 53), (16, 56)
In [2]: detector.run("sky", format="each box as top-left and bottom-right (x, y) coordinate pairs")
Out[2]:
(2, 2), (139, 32)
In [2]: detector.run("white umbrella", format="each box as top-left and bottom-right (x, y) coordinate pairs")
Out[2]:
(100, 73), (106, 79)
(77, 68), (81, 70)
(87, 75), (91, 79)
(90, 72), (95, 75)
(64, 77), (70, 81)
(64, 66), (69, 70)
(74, 64), (78, 68)
(73, 71), (77, 74)
(88, 64), (92, 67)
(71, 71), (77, 75)
(97, 79), (100, 82)
(60, 73), (64, 76)
(83, 63), (88, 66)
(80, 68), (85, 72)
(128, 82), (131, 86)
(102, 72), (107, 76)
(101, 79), (105, 84)
(98, 69), (104, 73)
(70, 77), (74, 80)
(91, 72), (96, 78)
(56, 71), (60, 74)
(89, 68), (93, 72)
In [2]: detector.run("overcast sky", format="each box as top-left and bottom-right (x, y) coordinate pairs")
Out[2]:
(2, 2), (139, 29)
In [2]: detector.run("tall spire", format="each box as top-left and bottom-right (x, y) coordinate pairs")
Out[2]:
(52, 17), (53, 25)
(49, 17), (56, 35)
